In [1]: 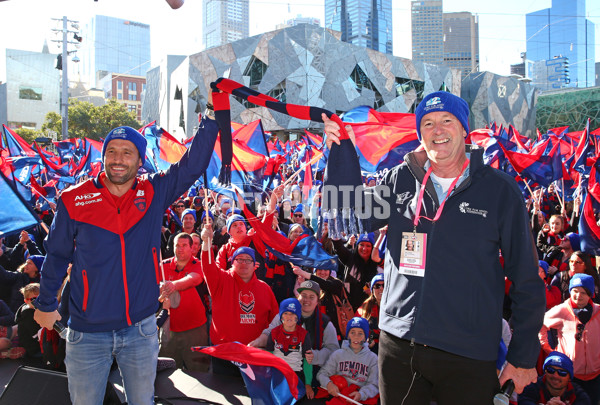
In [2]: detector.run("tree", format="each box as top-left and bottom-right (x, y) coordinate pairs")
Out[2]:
(41, 99), (141, 140)
(14, 128), (42, 144)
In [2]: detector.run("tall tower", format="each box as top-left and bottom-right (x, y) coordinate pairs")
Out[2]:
(203, 0), (250, 49)
(80, 15), (151, 89)
(411, 0), (443, 65)
(443, 12), (479, 80)
(526, 0), (595, 88)
(325, 0), (393, 54)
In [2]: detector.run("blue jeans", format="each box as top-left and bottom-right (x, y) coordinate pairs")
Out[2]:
(65, 315), (159, 405)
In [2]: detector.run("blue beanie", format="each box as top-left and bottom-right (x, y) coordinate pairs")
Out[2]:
(543, 351), (574, 379)
(201, 210), (214, 222)
(226, 207), (242, 217)
(366, 177), (376, 184)
(28, 255), (45, 271)
(345, 317), (369, 340)
(566, 233), (581, 252)
(357, 233), (375, 246)
(226, 214), (245, 233)
(370, 273), (384, 290)
(539, 260), (549, 276)
(569, 273), (595, 297)
(181, 208), (196, 221)
(279, 298), (302, 324)
(231, 246), (255, 263)
(101, 126), (147, 164)
(294, 204), (304, 214)
(415, 91), (470, 141)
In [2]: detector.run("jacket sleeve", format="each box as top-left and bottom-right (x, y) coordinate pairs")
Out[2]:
(0, 265), (20, 284)
(37, 198), (74, 312)
(538, 304), (566, 353)
(516, 380), (541, 405)
(500, 178), (546, 368)
(358, 353), (379, 401)
(261, 314), (281, 337)
(310, 274), (344, 297)
(151, 117), (219, 210)
(316, 349), (340, 388)
(312, 321), (340, 366)
(200, 249), (222, 297)
(0, 299), (14, 326)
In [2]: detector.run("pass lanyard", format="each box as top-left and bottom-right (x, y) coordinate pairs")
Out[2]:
(413, 159), (469, 230)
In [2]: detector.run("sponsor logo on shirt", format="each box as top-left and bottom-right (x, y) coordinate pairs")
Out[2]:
(74, 192), (101, 201)
(459, 202), (487, 218)
(395, 191), (412, 205)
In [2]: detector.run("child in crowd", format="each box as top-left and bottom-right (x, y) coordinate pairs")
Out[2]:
(266, 298), (314, 399)
(14, 283), (41, 359)
(317, 317), (379, 404)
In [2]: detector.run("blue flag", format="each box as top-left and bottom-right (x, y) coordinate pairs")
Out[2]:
(0, 171), (40, 238)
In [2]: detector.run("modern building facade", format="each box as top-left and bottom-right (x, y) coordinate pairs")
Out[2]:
(79, 15), (151, 89)
(526, 0), (595, 88)
(3, 49), (60, 131)
(536, 86), (600, 134)
(203, 0), (249, 49)
(531, 57), (570, 91)
(443, 12), (479, 80)
(325, 0), (393, 54)
(411, 0), (443, 65)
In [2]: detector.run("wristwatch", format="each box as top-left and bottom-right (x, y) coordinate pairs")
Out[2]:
(204, 103), (215, 120)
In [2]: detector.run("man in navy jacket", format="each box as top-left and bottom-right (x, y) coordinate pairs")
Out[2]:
(34, 113), (218, 405)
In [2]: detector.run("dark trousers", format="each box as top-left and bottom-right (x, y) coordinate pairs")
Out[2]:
(378, 330), (499, 405)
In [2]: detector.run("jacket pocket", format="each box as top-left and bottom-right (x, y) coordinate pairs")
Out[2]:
(82, 270), (89, 312)
(152, 248), (160, 285)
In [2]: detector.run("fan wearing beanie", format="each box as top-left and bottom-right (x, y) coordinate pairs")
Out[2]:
(32, 100), (219, 404)
(323, 91), (545, 401)
(540, 273), (600, 404)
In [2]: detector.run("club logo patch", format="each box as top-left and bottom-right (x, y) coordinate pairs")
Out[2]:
(239, 291), (255, 313)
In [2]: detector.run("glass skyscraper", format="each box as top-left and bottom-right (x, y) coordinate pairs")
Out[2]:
(443, 12), (479, 80)
(526, 0), (595, 88)
(203, 0), (249, 49)
(325, 0), (393, 54)
(80, 15), (151, 88)
(411, 1), (443, 65)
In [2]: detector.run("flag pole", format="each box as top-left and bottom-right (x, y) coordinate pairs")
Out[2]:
(282, 151), (322, 187)
(203, 185), (212, 264)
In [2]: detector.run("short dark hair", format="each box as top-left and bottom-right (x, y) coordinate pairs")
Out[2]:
(174, 233), (193, 246)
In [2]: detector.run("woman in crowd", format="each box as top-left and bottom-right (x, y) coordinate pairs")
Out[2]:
(551, 251), (600, 303)
(356, 273), (384, 354)
(539, 274), (600, 404)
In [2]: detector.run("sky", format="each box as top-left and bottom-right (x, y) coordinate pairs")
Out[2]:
(0, 0), (598, 82)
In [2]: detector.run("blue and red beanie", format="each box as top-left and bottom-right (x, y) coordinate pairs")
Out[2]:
(543, 351), (574, 379)
(415, 92), (470, 141)
(231, 246), (255, 263)
(346, 317), (369, 340)
(279, 298), (302, 324)
(101, 126), (147, 164)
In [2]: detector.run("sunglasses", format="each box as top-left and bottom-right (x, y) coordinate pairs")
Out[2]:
(373, 283), (384, 290)
(175, 205), (185, 208)
(545, 366), (569, 377)
(294, 213), (303, 217)
(576, 323), (585, 341)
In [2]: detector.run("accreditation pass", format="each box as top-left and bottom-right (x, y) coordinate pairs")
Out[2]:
(399, 232), (426, 277)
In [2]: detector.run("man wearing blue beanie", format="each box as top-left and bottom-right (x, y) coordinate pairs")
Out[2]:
(33, 100), (220, 404)
(519, 351), (591, 404)
(322, 91), (545, 402)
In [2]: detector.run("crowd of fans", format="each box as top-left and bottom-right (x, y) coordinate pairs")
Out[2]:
(2, 168), (600, 404)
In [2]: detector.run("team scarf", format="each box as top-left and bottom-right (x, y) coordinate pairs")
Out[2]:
(210, 78), (366, 236)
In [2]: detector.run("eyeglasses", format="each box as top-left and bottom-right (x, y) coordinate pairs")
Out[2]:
(545, 366), (569, 377)
(235, 258), (254, 264)
(294, 213), (303, 217)
(175, 205), (185, 208)
(576, 323), (585, 341)
(373, 283), (384, 290)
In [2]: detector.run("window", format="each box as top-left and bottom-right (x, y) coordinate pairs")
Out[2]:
(129, 82), (137, 92)
(243, 56), (267, 88)
(19, 86), (42, 101)
(128, 105), (137, 113)
(117, 81), (123, 90)
(117, 93), (123, 100)
(128, 94), (137, 101)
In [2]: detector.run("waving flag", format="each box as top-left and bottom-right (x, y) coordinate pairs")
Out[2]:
(195, 342), (302, 405)
(233, 119), (270, 158)
(498, 141), (563, 188)
(0, 171), (40, 237)
(241, 202), (338, 271)
(140, 122), (187, 173)
(1, 125), (37, 157)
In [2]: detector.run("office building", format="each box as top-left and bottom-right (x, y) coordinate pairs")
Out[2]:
(98, 73), (146, 122)
(443, 12), (479, 80)
(526, 0), (595, 88)
(411, 0), (443, 65)
(203, 0), (249, 49)
(325, 0), (393, 54)
(80, 15), (151, 88)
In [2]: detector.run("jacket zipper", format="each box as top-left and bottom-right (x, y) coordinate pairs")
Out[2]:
(117, 206), (132, 326)
(82, 269), (89, 312)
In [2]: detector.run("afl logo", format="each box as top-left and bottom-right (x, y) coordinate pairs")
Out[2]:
(133, 196), (146, 212)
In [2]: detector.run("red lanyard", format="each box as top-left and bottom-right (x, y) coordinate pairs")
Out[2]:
(413, 159), (469, 230)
